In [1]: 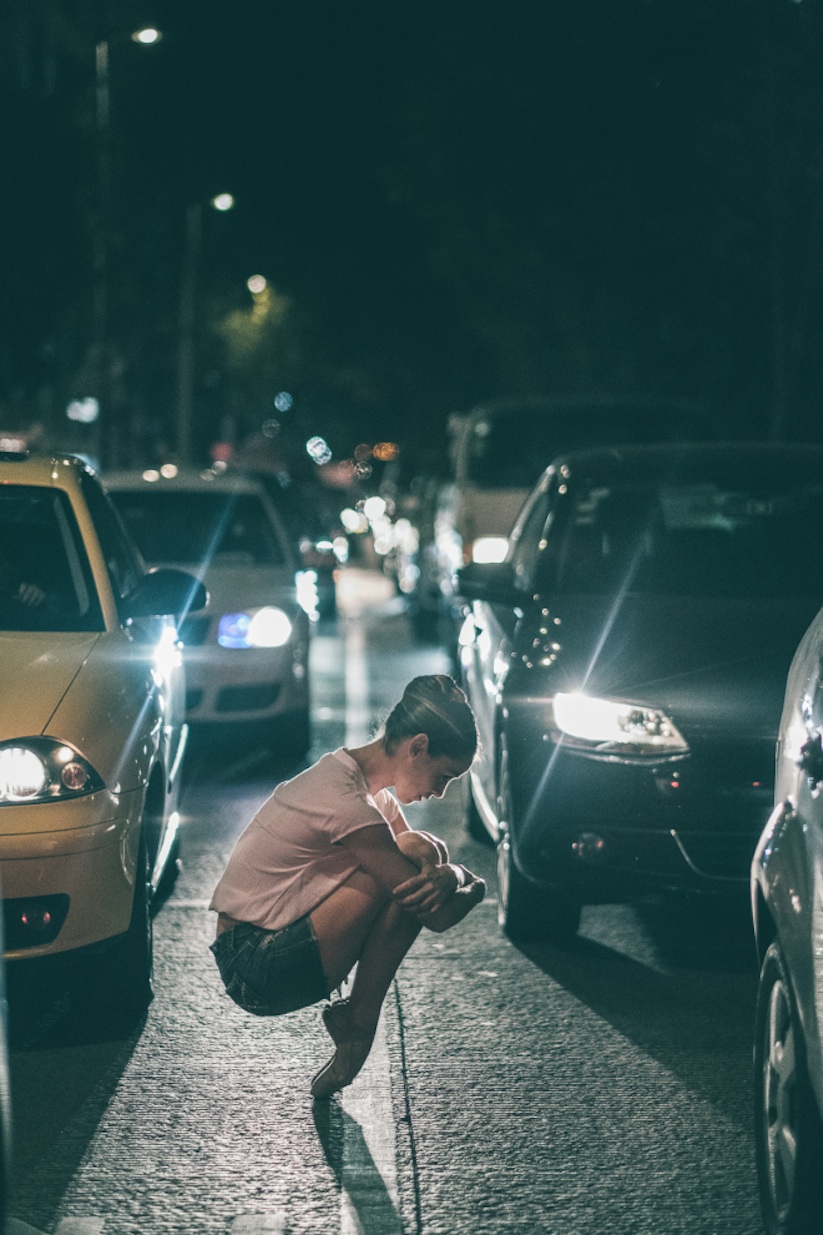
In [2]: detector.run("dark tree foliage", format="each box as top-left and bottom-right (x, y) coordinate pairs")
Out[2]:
(3, 0), (823, 461)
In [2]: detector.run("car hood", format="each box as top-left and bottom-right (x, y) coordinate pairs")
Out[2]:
(0, 632), (101, 739)
(153, 562), (297, 612)
(538, 592), (823, 739)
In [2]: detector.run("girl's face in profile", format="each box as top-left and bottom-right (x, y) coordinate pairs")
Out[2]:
(393, 738), (472, 805)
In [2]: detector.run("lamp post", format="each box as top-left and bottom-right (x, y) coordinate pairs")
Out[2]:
(175, 193), (235, 464)
(90, 28), (161, 464)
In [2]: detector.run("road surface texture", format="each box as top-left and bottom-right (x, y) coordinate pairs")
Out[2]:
(7, 570), (762, 1234)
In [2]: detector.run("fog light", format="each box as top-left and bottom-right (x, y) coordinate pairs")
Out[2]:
(21, 905), (52, 932)
(3, 893), (69, 949)
(572, 833), (608, 863)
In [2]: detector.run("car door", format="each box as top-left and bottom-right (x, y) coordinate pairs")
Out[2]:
(463, 473), (556, 827)
(776, 611), (823, 1067)
(81, 471), (186, 793)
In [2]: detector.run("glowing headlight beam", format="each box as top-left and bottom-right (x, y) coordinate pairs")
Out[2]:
(579, 516), (657, 693)
(218, 607), (293, 648)
(553, 692), (688, 752)
(0, 747), (47, 800)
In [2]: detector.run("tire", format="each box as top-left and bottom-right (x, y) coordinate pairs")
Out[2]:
(496, 759), (581, 942)
(81, 834), (154, 1027)
(496, 832), (581, 942)
(465, 781), (493, 844)
(754, 940), (823, 1235)
(155, 830), (182, 904)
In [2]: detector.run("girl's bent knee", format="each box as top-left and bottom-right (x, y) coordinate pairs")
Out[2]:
(397, 829), (444, 868)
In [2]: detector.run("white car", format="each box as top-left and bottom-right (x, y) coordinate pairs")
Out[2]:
(752, 603), (823, 1235)
(0, 451), (204, 1019)
(104, 468), (312, 756)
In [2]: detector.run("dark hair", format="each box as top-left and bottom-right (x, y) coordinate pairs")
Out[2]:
(382, 675), (478, 761)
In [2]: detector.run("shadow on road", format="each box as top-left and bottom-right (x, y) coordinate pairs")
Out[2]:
(312, 1099), (404, 1234)
(7, 969), (144, 1233)
(517, 892), (759, 1133)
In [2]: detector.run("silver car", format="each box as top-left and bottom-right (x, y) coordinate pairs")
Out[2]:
(104, 467), (312, 757)
(752, 603), (823, 1235)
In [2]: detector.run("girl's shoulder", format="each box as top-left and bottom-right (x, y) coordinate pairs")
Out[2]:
(275, 748), (364, 801)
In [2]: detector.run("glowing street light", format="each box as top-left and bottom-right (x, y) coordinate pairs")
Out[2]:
(131, 28), (162, 45)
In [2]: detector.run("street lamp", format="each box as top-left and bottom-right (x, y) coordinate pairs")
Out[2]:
(91, 28), (161, 462)
(176, 194), (235, 465)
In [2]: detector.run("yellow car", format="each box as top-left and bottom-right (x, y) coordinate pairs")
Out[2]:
(0, 451), (205, 1019)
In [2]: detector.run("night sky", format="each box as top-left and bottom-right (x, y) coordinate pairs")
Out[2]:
(4, 1), (823, 463)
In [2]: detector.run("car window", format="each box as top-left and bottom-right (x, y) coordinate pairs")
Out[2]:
(0, 486), (104, 632)
(509, 480), (553, 592)
(109, 491), (289, 567)
(80, 470), (143, 603)
(551, 480), (823, 599)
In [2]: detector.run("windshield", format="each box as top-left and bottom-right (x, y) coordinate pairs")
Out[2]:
(110, 491), (289, 568)
(0, 487), (104, 632)
(553, 480), (823, 599)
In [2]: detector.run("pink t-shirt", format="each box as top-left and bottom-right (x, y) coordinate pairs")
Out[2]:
(209, 748), (405, 931)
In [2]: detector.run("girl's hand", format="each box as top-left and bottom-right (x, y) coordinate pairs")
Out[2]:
(392, 862), (459, 916)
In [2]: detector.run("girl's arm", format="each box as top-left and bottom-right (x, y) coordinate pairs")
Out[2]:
(338, 824), (485, 930)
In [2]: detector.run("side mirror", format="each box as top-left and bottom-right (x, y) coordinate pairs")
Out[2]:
(455, 560), (520, 604)
(124, 568), (208, 621)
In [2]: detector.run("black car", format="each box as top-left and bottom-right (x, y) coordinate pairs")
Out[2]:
(456, 441), (823, 942)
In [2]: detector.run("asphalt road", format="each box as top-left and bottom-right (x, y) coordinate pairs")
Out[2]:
(6, 570), (763, 1235)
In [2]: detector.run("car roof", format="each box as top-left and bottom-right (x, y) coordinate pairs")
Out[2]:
(545, 440), (823, 485)
(103, 467), (267, 495)
(0, 450), (93, 489)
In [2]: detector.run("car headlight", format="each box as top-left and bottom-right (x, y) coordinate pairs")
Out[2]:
(471, 536), (509, 564)
(552, 692), (688, 757)
(218, 606), (293, 649)
(0, 739), (105, 804)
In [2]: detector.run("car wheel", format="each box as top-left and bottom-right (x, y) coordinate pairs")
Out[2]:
(754, 940), (823, 1235)
(496, 763), (581, 942)
(82, 834), (154, 1026)
(496, 832), (581, 942)
(465, 781), (492, 844)
(155, 830), (182, 904)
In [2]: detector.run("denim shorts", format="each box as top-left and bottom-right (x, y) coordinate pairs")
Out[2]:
(209, 915), (329, 1017)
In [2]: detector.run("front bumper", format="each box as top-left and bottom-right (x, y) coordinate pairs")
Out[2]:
(0, 789), (143, 960)
(181, 644), (309, 725)
(507, 731), (773, 898)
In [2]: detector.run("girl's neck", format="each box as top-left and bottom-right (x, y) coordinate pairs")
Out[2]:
(346, 738), (393, 795)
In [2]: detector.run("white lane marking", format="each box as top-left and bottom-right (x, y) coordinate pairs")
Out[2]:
(54, 1221), (106, 1235)
(340, 1014), (402, 1234)
(230, 1215), (287, 1233)
(344, 616), (372, 746)
(340, 612), (402, 1233)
